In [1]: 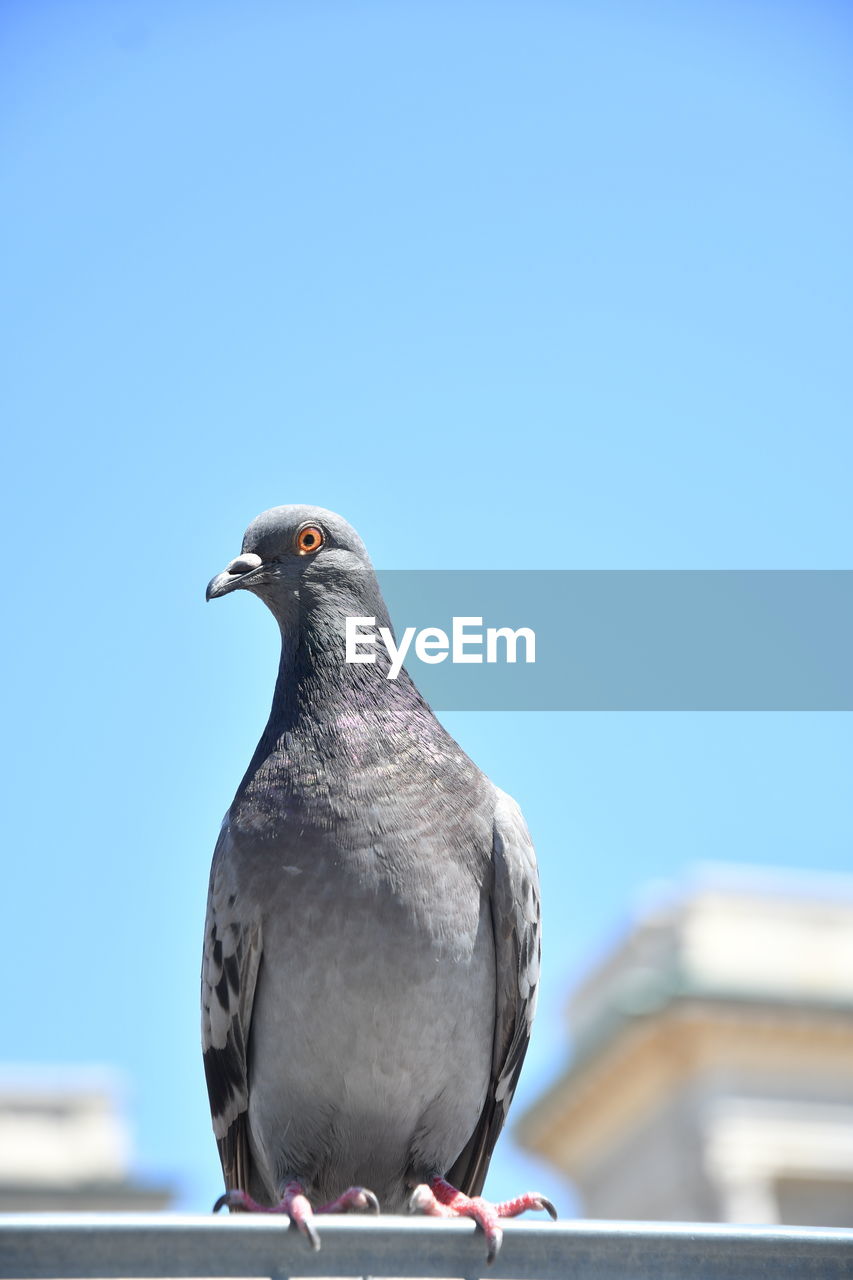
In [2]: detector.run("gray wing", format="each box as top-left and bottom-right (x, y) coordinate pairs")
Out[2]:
(201, 819), (263, 1196)
(448, 787), (541, 1196)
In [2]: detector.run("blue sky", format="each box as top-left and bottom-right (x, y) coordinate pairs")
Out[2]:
(2, 1), (851, 1213)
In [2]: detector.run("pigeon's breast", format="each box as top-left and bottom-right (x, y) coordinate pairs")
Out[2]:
(233, 765), (497, 1207)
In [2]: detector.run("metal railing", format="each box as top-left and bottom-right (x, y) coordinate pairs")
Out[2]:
(0, 1213), (851, 1280)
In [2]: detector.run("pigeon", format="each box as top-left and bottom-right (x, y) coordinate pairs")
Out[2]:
(202, 505), (554, 1261)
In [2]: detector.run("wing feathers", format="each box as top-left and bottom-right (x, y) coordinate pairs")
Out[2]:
(201, 823), (262, 1190)
(448, 787), (541, 1196)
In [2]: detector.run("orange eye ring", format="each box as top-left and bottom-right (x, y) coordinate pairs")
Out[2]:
(295, 524), (325, 555)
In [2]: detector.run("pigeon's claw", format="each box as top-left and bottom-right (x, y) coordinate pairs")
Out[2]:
(213, 1189), (268, 1213)
(493, 1191), (558, 1221)
(211, 1183), (319, 1248)
(317, 1186), (380, 1215)
(212, 1181), (379, 1251)
(410, 1176), (556, 1265)
(411, 1183), (502, 1264)
(281, 1183), (322, 1250)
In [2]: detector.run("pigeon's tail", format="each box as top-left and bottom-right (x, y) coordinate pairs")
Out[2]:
(216, 1113), (261, 1203)
(445, 1118), (493, 1198)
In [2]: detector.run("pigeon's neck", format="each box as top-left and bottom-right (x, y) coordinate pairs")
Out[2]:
(237, 599), (424, 793)
(269, 622), (418, 723)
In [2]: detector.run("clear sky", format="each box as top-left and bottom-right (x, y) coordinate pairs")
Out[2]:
(2, 1), (851, 1213)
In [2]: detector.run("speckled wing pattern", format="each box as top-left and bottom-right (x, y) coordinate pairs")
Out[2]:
(448, 787), (541, 1196)
(201, 820), (262, 1196)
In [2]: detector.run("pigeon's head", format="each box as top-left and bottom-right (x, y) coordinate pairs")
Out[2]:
(206, 505), (385, 629)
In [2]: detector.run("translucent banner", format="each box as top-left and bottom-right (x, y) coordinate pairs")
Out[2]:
(369, 571), (853, 710)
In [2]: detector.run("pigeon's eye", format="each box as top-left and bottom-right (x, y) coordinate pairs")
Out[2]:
(295, 525), (325, 555)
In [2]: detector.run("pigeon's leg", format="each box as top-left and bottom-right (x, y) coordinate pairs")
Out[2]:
(214, 1181), (379, 1250)
(410, 1176), (557, 1264)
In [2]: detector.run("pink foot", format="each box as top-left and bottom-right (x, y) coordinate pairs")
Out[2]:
(213, 1180), (379, 1250)
(317, 1186), (380, 1215)
(410, 1176), (557, 1264)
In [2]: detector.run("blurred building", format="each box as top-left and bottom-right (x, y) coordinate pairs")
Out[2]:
(0, 1068), (173, 1210)
(517, 866), (853, 1227)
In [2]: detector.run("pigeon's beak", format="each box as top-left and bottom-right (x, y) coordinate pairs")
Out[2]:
(206, 553), (265, 601)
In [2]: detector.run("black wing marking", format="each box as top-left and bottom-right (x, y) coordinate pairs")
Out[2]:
(201, 820), (262, 1195)
(447, 787), (541, 1197)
